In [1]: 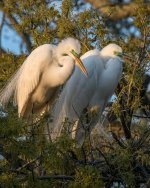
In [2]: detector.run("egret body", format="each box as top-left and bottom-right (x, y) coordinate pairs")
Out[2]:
(0, 38), (87, 118)
(50, 44), (123, 145)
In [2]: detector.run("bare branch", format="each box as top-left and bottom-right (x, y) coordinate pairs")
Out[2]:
(85, 1), (150, 21)
(0, 12), (5, 50)
(38, 175), (74, 181)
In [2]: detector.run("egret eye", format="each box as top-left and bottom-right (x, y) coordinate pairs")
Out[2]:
(114, 51), (123, 57)
(62, 53), (68, 56)
(70, 50), (79, 58)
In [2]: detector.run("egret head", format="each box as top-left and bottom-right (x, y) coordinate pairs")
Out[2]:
(57, 38), (88, 76)
(100, 43), (123, 59)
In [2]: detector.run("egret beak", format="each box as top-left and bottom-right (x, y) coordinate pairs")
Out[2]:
(71, 50), (88, 77)
(121, 53), (133, 60)
(115, 51), (131, 59)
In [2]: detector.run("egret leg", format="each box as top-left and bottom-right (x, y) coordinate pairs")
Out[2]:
(75, 106), (101, 146)
(75, 99), (108, 147)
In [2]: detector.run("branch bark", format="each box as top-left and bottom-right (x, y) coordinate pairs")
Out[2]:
(0, 13), (5, 50)
(38, 175), (74, 181)
(85, 1), (150, 21)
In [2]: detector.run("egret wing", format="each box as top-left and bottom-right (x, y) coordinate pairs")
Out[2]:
(50, 53), (105, 139)
(14, 44), (54, 116)
(0, 66), (23, 107)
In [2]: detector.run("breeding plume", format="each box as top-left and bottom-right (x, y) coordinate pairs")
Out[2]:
(49, 44), (124, 145)
(0, 38), (87, 118)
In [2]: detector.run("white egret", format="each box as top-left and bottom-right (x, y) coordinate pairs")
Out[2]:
(0, 38), (88, 118)
(141, 74), (150, 107)
(49, 44), (124, 145)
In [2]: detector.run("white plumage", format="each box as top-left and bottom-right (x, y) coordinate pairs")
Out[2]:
(49, 44), (124, 145)
(0, 38), (87, 118)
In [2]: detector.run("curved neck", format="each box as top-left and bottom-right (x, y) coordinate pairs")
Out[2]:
(99, 52), (112, 63)
(57, 56), (75, 85)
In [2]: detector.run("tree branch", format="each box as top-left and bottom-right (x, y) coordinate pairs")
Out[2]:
(0, 12), (5, 50)
(38, 175), (74, 181)
(85, 1), (150, 21)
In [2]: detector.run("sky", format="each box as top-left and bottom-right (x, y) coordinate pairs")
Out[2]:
(0, 12), (26, 55)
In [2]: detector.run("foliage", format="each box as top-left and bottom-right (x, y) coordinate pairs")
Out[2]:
(0, 0), (150, 187)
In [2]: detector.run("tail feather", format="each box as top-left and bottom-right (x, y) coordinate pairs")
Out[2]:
(0, 66), (23, 108)
(48, 89), (67, 140)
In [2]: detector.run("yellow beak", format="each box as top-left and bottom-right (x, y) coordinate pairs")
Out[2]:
(71, 51), (88, 77)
